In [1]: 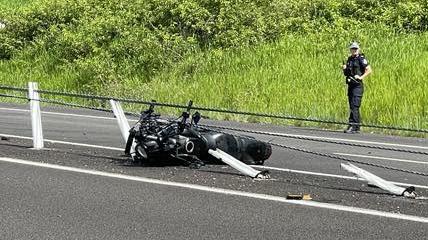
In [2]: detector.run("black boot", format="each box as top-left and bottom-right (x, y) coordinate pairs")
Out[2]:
(344, 125), (353, 133)
(344, 125), (359, 133)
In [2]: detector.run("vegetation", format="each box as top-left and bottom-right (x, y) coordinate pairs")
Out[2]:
(0, 0), (29, 9)
(0, 0), (427, 134)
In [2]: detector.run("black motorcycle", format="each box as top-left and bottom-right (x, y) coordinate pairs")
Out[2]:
(124, 102), (272, 167)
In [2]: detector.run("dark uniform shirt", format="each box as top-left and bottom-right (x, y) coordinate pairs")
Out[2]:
(343, 54), (369, 129)
(344, 54), (369, 96)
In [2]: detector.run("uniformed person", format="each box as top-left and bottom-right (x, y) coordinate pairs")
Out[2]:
(342, 42), (372, 133)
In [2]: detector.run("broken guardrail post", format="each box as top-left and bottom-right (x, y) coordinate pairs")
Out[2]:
(208, 149), (269, 179)
(109, 100), (136, 158)
(341, 163), (416, 198)
(28, 82), (44, 149)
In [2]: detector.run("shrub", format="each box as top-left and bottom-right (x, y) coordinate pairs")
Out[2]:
(1, 0), (428, 89)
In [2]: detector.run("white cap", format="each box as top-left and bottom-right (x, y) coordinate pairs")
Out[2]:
(349, 42), (360, 49)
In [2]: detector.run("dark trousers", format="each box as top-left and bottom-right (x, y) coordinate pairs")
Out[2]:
(348, 85), (363, 130)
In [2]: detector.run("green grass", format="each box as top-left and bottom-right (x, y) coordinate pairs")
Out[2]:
(0, 0), (29, 9)
(1, 30), (427, 136)
(115, 30), (428, 134)
(0, 0), (426, 136)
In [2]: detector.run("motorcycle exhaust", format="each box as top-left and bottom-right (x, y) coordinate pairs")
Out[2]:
(135, 145), (148, 160)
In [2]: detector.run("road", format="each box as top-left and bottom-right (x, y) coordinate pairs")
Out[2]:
(0, 102), (427, 239)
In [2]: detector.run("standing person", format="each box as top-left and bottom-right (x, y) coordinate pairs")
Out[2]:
(342, 42), (372, 133)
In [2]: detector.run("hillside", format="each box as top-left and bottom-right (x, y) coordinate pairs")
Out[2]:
(0, 0), (427, 133)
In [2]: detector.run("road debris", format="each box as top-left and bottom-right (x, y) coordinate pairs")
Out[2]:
(286, 194), (312, 200)
(1, 136), (10, 141)
(341, 163), (416, 198)
(209, 149), (270, 179)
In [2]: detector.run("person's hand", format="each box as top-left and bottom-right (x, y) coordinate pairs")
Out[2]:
(342, 64), (347, 69)
(354, 75), (363, 80)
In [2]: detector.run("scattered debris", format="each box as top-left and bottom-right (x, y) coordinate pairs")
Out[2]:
(286, 194), (312, 200)
(341, 163), (416, 198)
(302, 194), (312, 200)
(1, 136), (10, 141)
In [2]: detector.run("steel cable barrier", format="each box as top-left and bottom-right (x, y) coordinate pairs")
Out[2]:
(199, 124), (428, 156)
(35, 89), (428, 133)
(0, 83), (427, 177)
(197, 126), (428, 177)
(1, 84), (427, 133)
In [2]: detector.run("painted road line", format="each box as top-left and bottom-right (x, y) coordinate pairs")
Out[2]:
(252, 165), (359, 180)
(2, 132), (427, 190)
(335, 152), (428, 165)
(1, 156), (427, 223)
(263, 131), (428, 150)
(252, 165), (428, 190)
(1, 106), (427, 150)
(0, 107), (116, 120)
(0, 107), (28, 112)
(0, 133), (123, 151)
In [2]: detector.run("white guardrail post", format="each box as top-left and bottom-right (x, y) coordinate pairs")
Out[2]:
(28, 82), (44, 149)
(208, 149), (269, 179)
(341, 163), (415, 198)
(110, 100), (136, 157)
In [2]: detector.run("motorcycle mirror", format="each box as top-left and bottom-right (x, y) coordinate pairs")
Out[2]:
(149, 100), (156, 111)
(186, 100), (193, 112)
(141, 100), (157, 115)
(192, 112), (201, 125)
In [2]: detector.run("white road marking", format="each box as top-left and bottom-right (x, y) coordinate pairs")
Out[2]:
(2, 132), (427, 190)
(43, 111), (116, 120)
(264, 131), (428, 150)
(335, 153), (428, 165)
(252, 165), (359, 180)
(1, 156), (427, 223)
(252, 165), (428, 190)
(0, 106), (426, 150)
(0, 107), (28, 112)
(0, 107), (116, 120)
(0, 133), (123, 151)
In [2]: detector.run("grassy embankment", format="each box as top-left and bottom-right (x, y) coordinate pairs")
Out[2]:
(0, 0), (29, 9)
(0, 0), (427, 135)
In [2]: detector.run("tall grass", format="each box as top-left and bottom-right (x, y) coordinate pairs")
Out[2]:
(0, 0), (29, 9)
(1, 32), (427, 131)
(0, 1), (426, 135)
(105, 30), (427, 132)
(1, 31), (427, 132)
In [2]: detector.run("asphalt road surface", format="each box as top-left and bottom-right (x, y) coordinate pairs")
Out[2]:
(0, 102), (427, 239)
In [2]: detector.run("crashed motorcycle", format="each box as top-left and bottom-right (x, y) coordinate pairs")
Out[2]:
(124, 102), (272, 168)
